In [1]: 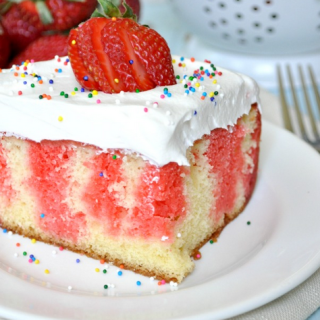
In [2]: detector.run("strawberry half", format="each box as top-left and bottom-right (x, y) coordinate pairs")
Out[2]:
(68, 29), (99, 89)
(68, 0), (176, 94)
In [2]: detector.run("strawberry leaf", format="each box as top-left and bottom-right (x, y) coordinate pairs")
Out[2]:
(121, 0), (137, 21)
(97, 0), (121, 18)
(35, 2), (54, 25)
(91, 8), (106, 18)
(5, 0), (24, 3)
(0, 2), (13, 15)
(110, 0), (121, 6)
(93, 0), (137, 20)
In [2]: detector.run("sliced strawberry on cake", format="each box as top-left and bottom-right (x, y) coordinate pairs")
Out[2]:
(68, 0), (176, 93)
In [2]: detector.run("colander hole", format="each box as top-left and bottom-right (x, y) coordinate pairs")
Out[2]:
(265, 0), (272, 4)
(236, 13), (243, 19)
(252, 6), (259, 11)
(237, 29), (245, 34)
(253, 22), (261, 28)
(271, 13), (278, 19)
(234, 0), (241, 2)
(222, 33), (230, 39)
(220, 19), (228, 25)
(219, 2), (226, 8)
(239, 39), (246, 45)
(210, 21), (217, 28)
(204, 6), (211, 13)
(266, 27), (274, 33)
(255, 37), (263, 42)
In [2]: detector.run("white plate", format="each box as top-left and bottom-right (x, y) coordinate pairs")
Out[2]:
(1, 120), (320, 320)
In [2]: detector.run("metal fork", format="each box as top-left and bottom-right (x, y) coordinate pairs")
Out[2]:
(277, 65), (320, 152)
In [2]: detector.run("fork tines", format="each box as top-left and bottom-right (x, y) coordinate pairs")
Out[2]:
(277, 64), (320, 152)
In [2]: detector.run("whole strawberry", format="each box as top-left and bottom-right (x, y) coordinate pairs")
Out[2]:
(9, 34), (68, 66)
(1, 0), (97, 53)
(1, 1), (43, 53)
(0, 22), (10, 68)
(68, 0), (176, 93)
(44, 0), (98, 31)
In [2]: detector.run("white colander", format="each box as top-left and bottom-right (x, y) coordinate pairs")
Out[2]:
(169, 0), (320, 55)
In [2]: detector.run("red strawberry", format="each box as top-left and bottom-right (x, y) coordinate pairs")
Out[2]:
(44, 0), (98, 31)
(1, 0), (97, 53)
(68, 29), (98, 88)
(68, 0), (176, 94)
(9, 34), (68, 66)
(0, 22), (10, 68)
(1, 1), (44, 53)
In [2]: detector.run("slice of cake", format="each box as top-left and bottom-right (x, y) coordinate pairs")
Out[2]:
(0, 56), (261, 283)
(0, 1), (261, 283)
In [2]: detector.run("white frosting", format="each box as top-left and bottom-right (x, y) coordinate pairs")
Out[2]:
(0, 55), (260, 166)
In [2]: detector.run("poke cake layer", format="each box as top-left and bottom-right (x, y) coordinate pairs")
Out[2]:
(0, 105), (261, 282)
